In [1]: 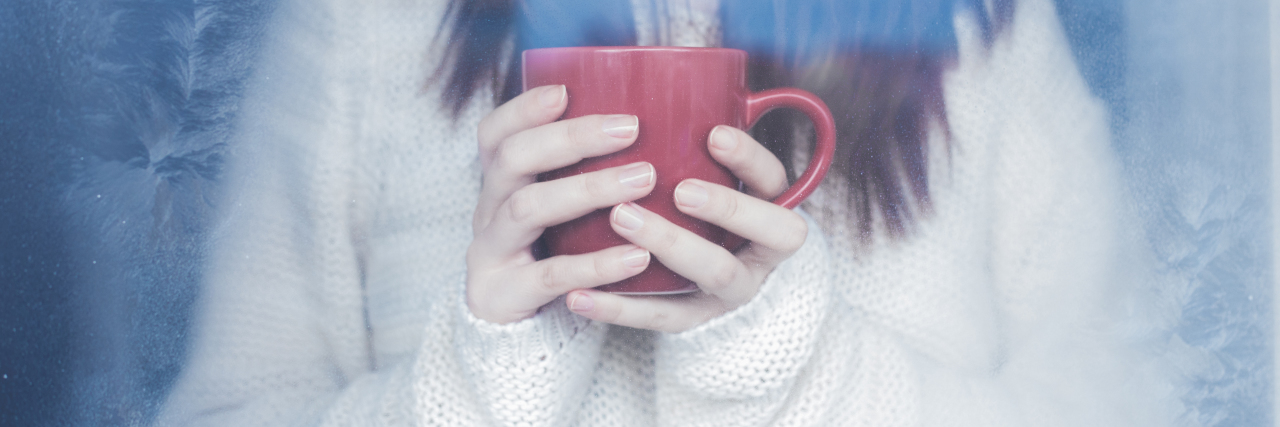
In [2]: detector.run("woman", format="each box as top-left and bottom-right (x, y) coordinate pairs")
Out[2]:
(158, 0), (1174, 425)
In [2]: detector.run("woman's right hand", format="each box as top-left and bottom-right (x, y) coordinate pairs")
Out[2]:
(466, 85), (656, 324)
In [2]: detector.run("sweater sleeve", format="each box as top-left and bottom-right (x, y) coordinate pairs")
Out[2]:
(650, 210), (832, 426)
(155, 1), (605, 426)
(452, 281), (609, 426)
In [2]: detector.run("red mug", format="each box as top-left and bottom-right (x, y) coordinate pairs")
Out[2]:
(523, 46), (836, 294)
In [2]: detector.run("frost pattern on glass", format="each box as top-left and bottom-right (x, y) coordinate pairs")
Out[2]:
(0, 0), (1270, 426)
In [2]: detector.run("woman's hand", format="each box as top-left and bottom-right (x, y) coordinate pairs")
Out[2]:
(563, 125), (808, 333)
(466, 85), (656, 324)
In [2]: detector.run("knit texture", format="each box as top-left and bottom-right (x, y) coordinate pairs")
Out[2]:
(156, 0), (1175, 426)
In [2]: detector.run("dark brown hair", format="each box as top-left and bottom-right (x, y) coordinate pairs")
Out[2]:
(437, 0), (1013, 240)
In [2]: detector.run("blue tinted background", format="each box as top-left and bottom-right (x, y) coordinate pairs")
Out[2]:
(0, 1), (1271, 426)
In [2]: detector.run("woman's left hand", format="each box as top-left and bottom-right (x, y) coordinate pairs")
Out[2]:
(563, 125), (809, 333)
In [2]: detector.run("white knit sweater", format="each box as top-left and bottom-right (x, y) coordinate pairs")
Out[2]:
(157, 0), (1175, 426)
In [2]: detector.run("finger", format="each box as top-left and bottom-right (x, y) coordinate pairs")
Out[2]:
(673, 179), (807, 266)
(525, 245), (651, 298)
(476, 114), (640, 227)
(477, 85), (567, 167)
(488, 113), (639, 187)
(609, 202), (758, 306)
(469, 245), (651, 325)
(564, 289), (728, 334)
(477, 162), (655, 256)
(707, 126), (788, 199)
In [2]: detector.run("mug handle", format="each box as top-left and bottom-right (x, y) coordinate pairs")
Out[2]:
(744, 88), (837, 209)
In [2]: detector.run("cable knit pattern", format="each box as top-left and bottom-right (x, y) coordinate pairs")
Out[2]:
(156, 0), (1176, 426)
(652, 212), (830, 426)
(454, 279), (608, 427)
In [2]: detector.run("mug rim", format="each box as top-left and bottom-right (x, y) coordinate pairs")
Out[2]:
(524, 46), (747, 56)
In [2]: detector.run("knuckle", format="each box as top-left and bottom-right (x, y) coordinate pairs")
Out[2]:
(522, 92), (552, 121)
(776, 213), (809, 253)
(537, 260), (566, 294)
(491, 143), (526, 176)
(600, 303), (625, 325)
(716, 191), (742, 221)
(487, 142), (509, 170)
(505, 188), (540, 226)
(644, 310), (672, 332)
(704, 261), (740, 294)
(567, 119), (595, 151)
(579, 173), (611, 202)
(653, 226), (682, 251)
(591, 253), (614, 283)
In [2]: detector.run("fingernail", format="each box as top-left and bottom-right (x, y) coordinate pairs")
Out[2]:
(621, 247), (650, 268)
(674, 181), (709, 208)
(612, 203), (644, 231)
(709, 126), (737, 151)
(540, 85), (565, 108)
(602, 115), (639, 138)
(618, 163), (655, 188)
(568, 293), (594, 312)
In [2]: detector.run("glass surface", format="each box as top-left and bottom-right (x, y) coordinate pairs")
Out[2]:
(0, 0), (1272, 425)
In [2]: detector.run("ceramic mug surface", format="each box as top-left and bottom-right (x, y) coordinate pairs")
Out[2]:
(523, 46), (835, 294)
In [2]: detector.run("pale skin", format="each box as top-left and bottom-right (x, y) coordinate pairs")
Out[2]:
(466, 84), (808, 333)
